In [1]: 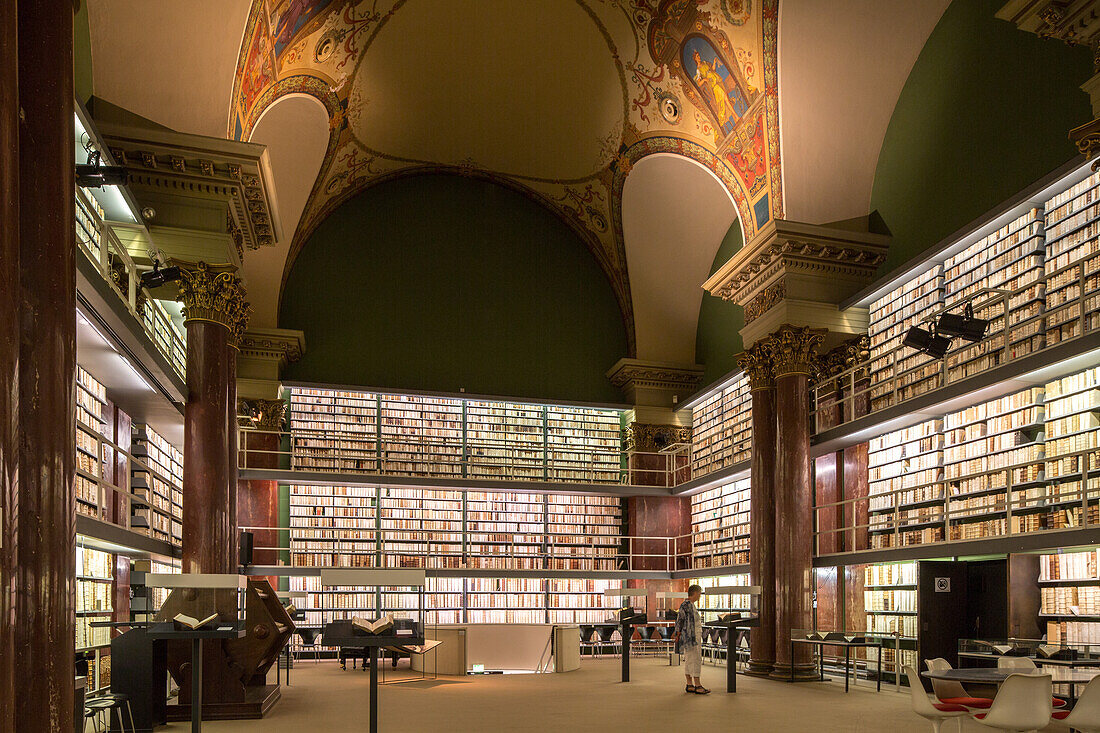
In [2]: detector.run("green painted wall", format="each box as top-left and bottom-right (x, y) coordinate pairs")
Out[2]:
(870, 0), (1092, 274)
(694, 219), (745, 384)
(280, 174), (628, 403)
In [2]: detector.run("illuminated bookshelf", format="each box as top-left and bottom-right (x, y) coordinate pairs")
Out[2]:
(1044, 366), (1100, 529)
(868, 421), (944, 549)
(549, 578), (623, 623)
(864, 563), (918, 675)
(942, 209), (1045, 382)
(692, 573), (752, 615)
(287, 386), (624, 483)
(547, 493), (622, 571)
(690, 477), (751, 569)
(1045, 170), (1100, 345)
(868, 267), (944, 411)
(76, 545), (113, 694)
(466, 491), (544, 571)
(381, 488), (464, 569)
(943, 388), (1045, 541)
(690, 374), (751, 479)
(131, 424), (184, 544)
(1041, 550), (1100, 644)
(75, 367), (108, 518)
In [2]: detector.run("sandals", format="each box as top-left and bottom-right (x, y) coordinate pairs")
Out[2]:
(685, 685), (696, 693)
(693, 686), (711, 694)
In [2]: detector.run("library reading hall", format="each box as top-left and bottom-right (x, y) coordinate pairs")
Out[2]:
(14, 1), (1100, 731)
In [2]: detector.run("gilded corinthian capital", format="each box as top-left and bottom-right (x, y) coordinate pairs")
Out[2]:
(736, 342), (775, 391)
(239, 398), (287, 431)
(767, 324), (826, 378)
(175, 261), (248, 331)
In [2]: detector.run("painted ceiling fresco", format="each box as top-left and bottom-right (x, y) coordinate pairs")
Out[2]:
(230, 0), (782, 350)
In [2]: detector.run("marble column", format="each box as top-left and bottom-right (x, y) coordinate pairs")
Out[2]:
(625, 495), (690, 619)
(769, 325), (825, 681)
(12, 2), (77, 729)
(0, 0), (18, 723)
(177, 262), (247, 574)
(737, 343), (777, 676)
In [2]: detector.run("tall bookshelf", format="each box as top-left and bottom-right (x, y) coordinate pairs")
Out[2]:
(1044, 366), (1100, 528)
(690, 374), (751, 479)
(381, 488), (464, 569)
(943, 388), (1045, 541)
(288, 387), (624, 483)
(864, 563), (918, 675)
(690, 477), (751, 569)
(549, 579), (622, 623)
(380, 394), (463, 477)
(75, 367), (109, 518)
(1045, 170), (1100, 345)
(466, 578), (546, 624)
(942, 209), (1046, 382)
(76, 545), (114, 694)
(868, 267), (944, 411)
(289, 387), (380, 473)
(547, 493), (622, 571)
(289, 484), (378, 568)
(131, 424), (184, 544)
(288, 485), (624, 571)
(693, 573), (752, 616)
(1041, 550), (1100, 644)
(868, 421), (944, 549)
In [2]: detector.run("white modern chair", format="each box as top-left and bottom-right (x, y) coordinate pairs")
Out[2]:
(1050, 674), (1100, 732)
(971, 673), (1052, 733)
(995, 657), (1066, 707)
(904, 665), (969, 733)
(996, 656), (1037, 670)
(925, 658), (993, 709)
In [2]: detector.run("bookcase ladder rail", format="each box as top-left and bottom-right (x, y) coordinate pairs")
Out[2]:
(813, 445), (1100, 556)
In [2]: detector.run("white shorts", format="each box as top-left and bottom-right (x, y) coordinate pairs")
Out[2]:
(684, 644), (702, 677)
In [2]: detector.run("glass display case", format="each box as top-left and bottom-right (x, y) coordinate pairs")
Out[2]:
(146, 573), (248, 636)
(958, 638), (1100, 667)
(604, 588), (648, 624)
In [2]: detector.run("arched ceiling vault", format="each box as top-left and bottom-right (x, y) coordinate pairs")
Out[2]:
(225, 0), (784, 358)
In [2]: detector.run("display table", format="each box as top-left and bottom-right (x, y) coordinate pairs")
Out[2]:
(790, 635), (882, 692)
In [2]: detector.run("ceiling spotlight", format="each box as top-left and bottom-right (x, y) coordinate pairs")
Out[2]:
(937, 303), (989, 343)
(140, 261), (181, 290)
(902, 325), (951, 359)
(76, 149), (128, 189)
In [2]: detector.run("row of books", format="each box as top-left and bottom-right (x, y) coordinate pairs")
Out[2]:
(691, 373), (752, 480)
(691, 477), (752, 568)
(1041, 586), (1100, 616)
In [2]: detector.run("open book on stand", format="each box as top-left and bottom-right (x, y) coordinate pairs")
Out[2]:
(173, 612), (218, 630)
(352, 615), (395, 635)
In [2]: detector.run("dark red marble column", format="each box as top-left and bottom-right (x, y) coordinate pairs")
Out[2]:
(14, 2), (77, 728)
(843, 443), (870, 552)
(737, 344), (776, 677)
(814, 452), (840, 556)
(625, 494), (690, 573)
(227, 347), (239, 568)
(0, 0), (18, 723)
(177, 262), (246, 575)
(770, 325), (824, 681)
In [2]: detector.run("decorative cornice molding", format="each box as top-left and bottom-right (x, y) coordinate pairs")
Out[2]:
(238, 328), (306, 364)
(98, 120), (281, 255)
(605, 358), (705, 392)
(174, 260), (248, 331)
(238, 398), (287, 431)
(766, 323), (826, 378)
(815, 334), (870, 381)
(702, 220), (890, 324)
(625, 422), (692, 453)
(736, 342), (775, 391)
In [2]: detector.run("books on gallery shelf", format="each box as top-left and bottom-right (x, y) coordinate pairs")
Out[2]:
(174, 612), (218, 630)
(352, 615), (394, 635)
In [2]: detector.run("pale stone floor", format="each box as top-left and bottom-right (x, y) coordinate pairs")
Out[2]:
(155, 657), (1063, 732)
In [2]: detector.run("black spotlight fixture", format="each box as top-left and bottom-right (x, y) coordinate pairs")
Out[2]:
(76, 149), (129, 189)
(936, 302), (989, 343)
(902, 324), (951, 359)
(139, 261), (181, 290)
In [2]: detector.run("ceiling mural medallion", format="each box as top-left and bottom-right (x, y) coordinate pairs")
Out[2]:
(229, 0), (783, 355)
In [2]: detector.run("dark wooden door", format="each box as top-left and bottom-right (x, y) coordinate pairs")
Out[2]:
(918, 560), (969, 685)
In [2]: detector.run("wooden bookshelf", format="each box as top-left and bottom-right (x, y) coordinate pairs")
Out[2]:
(131, 424), (184, 544)
(75, 367), (109, 518)
(548, 578), (622, 623)
(864, 563), (918, 675)
(868, 267), (944, 411)
(1044, 367), (1100, 529)
(868, 421), (944, 549)
(943, 388), (1045, 541)
(1041, 550), (1100, 644)
(288, 485), (623, 572)
(288, 387), (624, 483)
(1045, 170), (1100, 346)
(546, 493), (622, 571)
(75, 187), (104, 262)
(690, 374), (751, 479)
(942, 209), (1046, 383)
(466, 577), (547, 624)
(76, 545), (114, 694)
(690, 477), (751, 569)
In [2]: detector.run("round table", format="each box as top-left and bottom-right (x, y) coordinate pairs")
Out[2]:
(922, 668), (1100, 685)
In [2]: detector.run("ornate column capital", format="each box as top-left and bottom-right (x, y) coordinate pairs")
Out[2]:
(767, 324), (826, 378)
(815, 334), (870, 382)
(736, 342), (775, 391)
(238, 398), (287, 431)
(175, 261), (248, 331)
(624, 422), (692, 453)
(227, 300), (253, 351)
